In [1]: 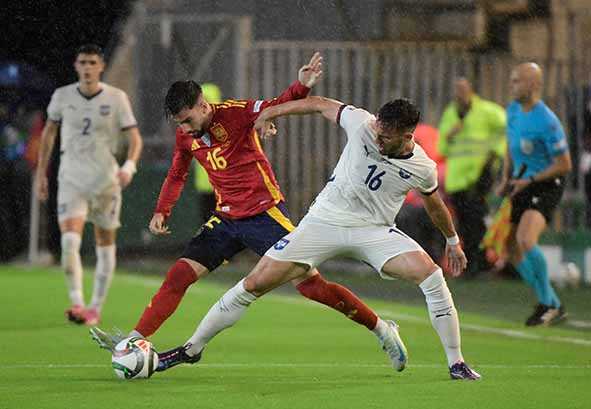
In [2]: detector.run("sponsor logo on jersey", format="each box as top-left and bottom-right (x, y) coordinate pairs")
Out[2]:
(211, 123), (229, 143)
(67, 104), (77, 111)
(191, 139), (200, 151)
(273, 238), (290, 250)
(201, 133), (212, 147)
(99, 105), (111, 116)
(363, 145), (370, 157)
(520, 139), (534, 155)
(399, 168), (411, 179)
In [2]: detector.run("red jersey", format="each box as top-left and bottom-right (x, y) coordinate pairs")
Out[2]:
(155, 80), (310, 219)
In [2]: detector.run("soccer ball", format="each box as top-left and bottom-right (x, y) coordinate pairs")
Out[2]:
(111, 337), (159, 379)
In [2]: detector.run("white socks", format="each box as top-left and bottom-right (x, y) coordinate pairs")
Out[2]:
(61, 232), (84, 306)
(185, 279), (257, 356)
(90, 245), (116, 312)
(371, 317), (390, 339)
(419, 268), (464, 367)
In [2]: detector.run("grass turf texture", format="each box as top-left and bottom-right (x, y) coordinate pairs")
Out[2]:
(1, 265), (590, 409)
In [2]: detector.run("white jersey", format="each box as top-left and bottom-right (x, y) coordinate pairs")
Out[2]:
(47, 82), (137, 193)
(308, 105), (438, 227)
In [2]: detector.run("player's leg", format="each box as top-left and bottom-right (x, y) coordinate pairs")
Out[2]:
(60, 217), (86, 323)
(133, 216), (246, 338)
(292, 268), (378, 331)
(514, 210), (564, 325)
(57, 185), (89, 323)
(254, 205), (379, 331)
(381, 252), (479, 379)
(84, 186), (122, 325)
(132, 258), (207, 337)
(84, 226), (117, 325)
(157, 256), (308, 371)
(357, 226), (478, 379)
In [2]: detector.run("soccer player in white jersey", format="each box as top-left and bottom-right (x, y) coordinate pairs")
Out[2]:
(155, 97), (481, 380)
(35, 44), (143, 326)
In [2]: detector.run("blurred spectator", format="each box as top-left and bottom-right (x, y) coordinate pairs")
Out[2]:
(437, 78), (506, 277)
(0, 103), (32, 261)
(396, 124), (446, 265)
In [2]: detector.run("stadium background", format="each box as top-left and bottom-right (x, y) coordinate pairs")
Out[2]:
(113, 0), (591, 283)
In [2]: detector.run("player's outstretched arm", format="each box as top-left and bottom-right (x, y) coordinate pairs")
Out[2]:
(118, 127), (143, 188)
(422, 190), (467, 277)
(35, 120), (59, 202)
(254, 96), (343, 137)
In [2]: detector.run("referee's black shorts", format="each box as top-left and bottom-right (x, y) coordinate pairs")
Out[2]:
(510, 177), (565, 224)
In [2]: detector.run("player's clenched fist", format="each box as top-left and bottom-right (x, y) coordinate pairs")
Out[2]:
(149, 213), (171, 235)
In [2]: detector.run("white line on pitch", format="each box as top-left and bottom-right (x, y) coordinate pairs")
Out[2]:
(117, 275), (591, 347)
(1, 363), (589, 370)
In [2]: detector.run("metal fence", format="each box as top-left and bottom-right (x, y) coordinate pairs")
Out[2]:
(246, 42), (591, 222)
(120, 9), (591, 225)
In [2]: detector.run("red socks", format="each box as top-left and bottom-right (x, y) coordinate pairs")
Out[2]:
(296, 274), (378, 330)
(135, 260), (198, 337)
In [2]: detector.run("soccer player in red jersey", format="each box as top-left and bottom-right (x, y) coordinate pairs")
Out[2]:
(91, 54), (402, 367)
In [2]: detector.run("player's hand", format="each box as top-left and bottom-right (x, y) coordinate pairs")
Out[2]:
(35, 175), (49, 202)
(149, 213), (171, 235)
(509, 178), (530, 197)
(445, 243), (467, 277)
(254, 119), (277, 139)
(117, 170), (133, 189)
(298, 52), (323, 88)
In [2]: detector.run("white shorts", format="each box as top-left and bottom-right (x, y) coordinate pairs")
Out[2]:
(57, 182), (122, 230)
(265, 215), (425, 279)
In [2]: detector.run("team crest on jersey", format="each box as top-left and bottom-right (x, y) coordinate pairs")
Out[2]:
(520, 139), (534, 155)
(273, 238), (290, 250)
(99, 105), (111, 116)
(211, 123), (229, 143)
(399, 168), (412, 179)
(191, 139), (200, 151)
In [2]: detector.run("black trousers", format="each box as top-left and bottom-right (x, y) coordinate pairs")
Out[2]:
(450, 159), (496, 276)
(450, 189), (488, 276)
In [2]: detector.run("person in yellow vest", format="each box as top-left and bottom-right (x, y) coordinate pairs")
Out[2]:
(194, 83), (222, 221)
(438, 78), (506, 277)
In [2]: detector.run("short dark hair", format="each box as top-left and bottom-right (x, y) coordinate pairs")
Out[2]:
(377, 99), (420, 132)
(76, 44), (104, 59)
(164, 80), (203, 118)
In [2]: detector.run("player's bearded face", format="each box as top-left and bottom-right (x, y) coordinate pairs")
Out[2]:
(74, 54), (104, 84)
(375, 122), (405, 155)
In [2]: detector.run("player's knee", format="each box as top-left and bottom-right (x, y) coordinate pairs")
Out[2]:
(162, 259), (199, 294)
(516, 235), (536, 253)
(61, 232), (81, 258)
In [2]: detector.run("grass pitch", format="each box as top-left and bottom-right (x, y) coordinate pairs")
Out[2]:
(1, 265), (590, 409)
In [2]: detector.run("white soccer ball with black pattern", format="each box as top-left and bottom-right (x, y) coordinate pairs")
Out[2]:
(111, 336), (159, 379)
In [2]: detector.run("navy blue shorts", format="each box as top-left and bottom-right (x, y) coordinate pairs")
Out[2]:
(181, 202), (295, 271)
